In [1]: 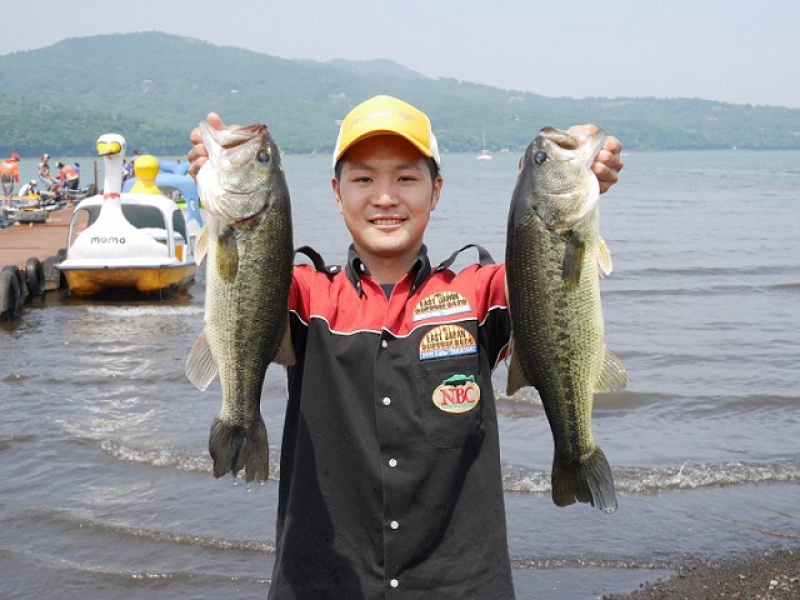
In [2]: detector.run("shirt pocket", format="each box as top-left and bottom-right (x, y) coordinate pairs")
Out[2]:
(413, 356), (485, 449)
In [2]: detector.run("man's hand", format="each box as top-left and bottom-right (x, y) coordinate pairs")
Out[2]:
(187, 112), (227, 179)
(567, 124), (624, 194)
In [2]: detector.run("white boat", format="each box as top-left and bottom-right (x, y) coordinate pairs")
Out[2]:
(58, 134), (198, 297)
(476, 132), (492, 161)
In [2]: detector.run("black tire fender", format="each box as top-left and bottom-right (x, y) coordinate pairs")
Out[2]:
(1, 264), (26, 304)
(43, 255), (65, 291)
(0, 269), (22, 321)
(25, 257), (45, 298)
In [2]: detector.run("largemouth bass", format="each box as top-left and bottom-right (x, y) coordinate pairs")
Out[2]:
(505, 127), (627, 512)
(185, 121), (295, 482)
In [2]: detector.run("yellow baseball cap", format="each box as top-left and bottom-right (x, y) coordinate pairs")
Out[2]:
(332, 95), (441, 169)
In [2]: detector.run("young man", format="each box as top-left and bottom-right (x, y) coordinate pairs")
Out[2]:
(188, 95), (623, 599)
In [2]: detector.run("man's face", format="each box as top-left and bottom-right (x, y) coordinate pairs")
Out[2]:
(333, 135), (442, 268)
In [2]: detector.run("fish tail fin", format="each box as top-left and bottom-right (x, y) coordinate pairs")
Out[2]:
(185, 330), (218, 390)
(552, 446), (617, 513)
(209, 416), (270, 483)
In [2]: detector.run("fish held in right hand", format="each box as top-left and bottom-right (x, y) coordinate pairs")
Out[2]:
(185, 119), (295, 483)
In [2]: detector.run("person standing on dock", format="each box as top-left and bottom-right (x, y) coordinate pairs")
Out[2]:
(38, 153), (58, 190)
(1, 153), (21, 208)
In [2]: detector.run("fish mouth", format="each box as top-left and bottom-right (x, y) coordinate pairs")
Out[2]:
(220, 124), (269, 150)
(539, 127), (607, 164)
(540, 127), (581, 150)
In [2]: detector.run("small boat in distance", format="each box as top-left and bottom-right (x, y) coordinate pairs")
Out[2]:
(476, 132), (492, 161)
(57, 134), (198, 297)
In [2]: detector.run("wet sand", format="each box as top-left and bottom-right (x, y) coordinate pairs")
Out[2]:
(604, 549), (798, 599)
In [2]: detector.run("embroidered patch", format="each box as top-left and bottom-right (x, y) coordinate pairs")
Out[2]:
(419, 324), (478, 361)
(432, 374), (481, 414)
(412, 291), (472, 321)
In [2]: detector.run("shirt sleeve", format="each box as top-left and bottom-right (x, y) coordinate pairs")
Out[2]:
(473, 263), (511, 369)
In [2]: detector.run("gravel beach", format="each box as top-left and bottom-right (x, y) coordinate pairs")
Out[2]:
(604, 549), (798, 600)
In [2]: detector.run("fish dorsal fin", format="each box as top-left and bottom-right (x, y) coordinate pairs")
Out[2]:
(597, 236), (613, 277)
(593, 346), (628, 393)
(185, 330), (218, 391)
(272, 321), (296, 366)
(195, 225), (209, 265)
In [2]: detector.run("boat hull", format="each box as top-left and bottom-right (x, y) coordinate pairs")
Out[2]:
(62, 263), (197, 296)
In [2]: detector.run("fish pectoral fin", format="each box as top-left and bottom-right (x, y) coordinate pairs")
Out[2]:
(505, 346), (533, 395)
(185, 330), (218, 391)
(194, 225), (209, 265)
(562, 232), (585, 288)
(272, 321), (296, 366)
(215, 228), (239, 281)
(597, 236), (613, 277)
(594, 346), (629, 393)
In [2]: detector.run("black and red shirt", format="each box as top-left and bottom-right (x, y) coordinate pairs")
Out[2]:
(269, 244), (516, 599)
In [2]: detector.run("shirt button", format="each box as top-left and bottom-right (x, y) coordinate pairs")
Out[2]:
(390, 579), (399, 588)
(390, 520), (399, 530)
(381, 340), (388, 348)
(382, 397), (391, 406)
(388, 458), (397, 468)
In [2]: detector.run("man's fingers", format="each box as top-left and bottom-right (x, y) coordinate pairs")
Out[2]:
(206, 112), (224, 130)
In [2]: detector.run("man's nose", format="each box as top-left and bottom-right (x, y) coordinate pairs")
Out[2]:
(373, 184), (399, 206)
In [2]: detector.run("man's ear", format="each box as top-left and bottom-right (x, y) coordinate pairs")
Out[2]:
(430, 175), (443, 211)
(331, 176), (344, 215)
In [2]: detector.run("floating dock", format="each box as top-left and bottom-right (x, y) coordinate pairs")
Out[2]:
(0, 207), (75, 320)
(0, 206), (74, 268)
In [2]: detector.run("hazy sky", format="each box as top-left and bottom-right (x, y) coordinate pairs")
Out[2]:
(3, 0), (799, 109)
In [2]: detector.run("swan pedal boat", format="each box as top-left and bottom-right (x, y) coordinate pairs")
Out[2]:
(58, 192), (198, 296)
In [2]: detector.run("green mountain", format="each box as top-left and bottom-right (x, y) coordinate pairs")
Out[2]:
(0, 31), (798, 157)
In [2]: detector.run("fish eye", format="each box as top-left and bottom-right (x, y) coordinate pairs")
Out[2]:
(534, 150), (548, 165)
(256, 150), (271, 164)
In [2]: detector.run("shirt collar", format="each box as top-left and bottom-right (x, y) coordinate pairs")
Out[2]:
(345, 244), (432, 297)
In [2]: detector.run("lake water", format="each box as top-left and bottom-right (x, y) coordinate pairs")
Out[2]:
(2, 149), (799, 599)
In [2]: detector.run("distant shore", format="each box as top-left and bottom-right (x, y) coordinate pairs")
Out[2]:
(604, 548), (798, 599)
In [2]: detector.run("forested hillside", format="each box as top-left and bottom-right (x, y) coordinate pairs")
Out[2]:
(1, 32), (798, 157)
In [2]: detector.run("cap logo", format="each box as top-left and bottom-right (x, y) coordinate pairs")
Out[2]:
(350, 109), (415, 130)
(419, 324), (477, 361)
(432, 374), (481, 414)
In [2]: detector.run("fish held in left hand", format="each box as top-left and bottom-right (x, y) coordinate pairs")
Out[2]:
(185, 120), (295, 483)
(505, 127), (628, 513)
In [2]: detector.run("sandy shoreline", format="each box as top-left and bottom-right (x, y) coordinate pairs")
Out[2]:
(604, 548), (798, 599)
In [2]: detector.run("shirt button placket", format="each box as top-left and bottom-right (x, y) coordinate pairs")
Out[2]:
(378, 333), (401, 594)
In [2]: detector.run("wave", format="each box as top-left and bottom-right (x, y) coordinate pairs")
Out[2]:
(502, 460), (800, 494)
(20, 506), (276, 554)
(511, 555), (682, 571)
(603, 281), (800, 298)
(84, 305), (204, 318)
(100, 439), (283, 483)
